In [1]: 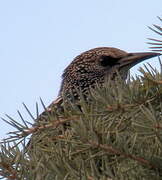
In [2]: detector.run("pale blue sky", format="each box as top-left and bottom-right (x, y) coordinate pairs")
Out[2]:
(0, 0), (161, 139)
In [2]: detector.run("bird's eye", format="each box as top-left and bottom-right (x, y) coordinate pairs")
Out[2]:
(99, 55), (119, 67)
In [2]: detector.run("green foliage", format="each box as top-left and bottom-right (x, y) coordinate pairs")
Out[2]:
(148, 16), (162, 52)
(0, 62), (162, 180)
(0, 16), (162, 180)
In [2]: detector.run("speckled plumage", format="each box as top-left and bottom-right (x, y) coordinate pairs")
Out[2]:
(40, 47), (160, 117)
(59, 47), (127, 99)
(27, 47), (160, 149)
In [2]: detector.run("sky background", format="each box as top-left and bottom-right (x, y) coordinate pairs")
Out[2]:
(0, 0), (161, 139)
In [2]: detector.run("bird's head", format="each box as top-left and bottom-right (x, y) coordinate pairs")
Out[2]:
(59, 47), (160, 98)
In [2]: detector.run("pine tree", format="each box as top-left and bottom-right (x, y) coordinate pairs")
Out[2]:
(148, 16), (162, 52)
(0, 17), (161, 180)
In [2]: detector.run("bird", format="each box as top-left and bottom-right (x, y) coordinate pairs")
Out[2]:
(36, 47), (160, 122)
(27, 47), (160, 177)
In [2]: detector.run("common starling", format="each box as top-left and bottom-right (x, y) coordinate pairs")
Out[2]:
(38, 47), (160, 119)
(28, 47), (160, 177)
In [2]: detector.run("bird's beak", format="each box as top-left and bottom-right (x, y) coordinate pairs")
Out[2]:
(119, 52), (161, 68)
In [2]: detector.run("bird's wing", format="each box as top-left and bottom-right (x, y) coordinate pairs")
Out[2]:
(34, 96), (63, 124)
